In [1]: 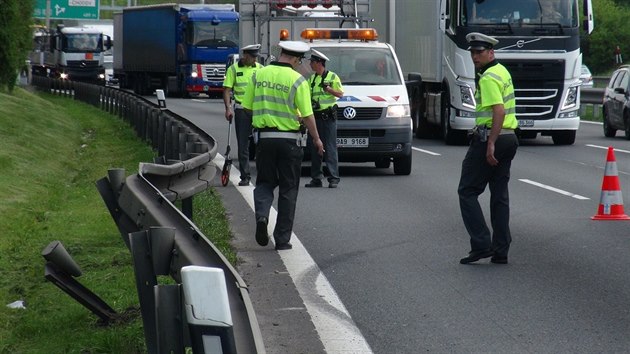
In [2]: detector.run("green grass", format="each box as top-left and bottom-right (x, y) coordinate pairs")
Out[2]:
(0, 87), (235, 353)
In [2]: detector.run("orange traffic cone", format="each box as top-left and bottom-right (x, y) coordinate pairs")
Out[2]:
(592, 146), (630, 220)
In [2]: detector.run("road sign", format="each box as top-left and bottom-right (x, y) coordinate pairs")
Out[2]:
(34, 0), (100, 20)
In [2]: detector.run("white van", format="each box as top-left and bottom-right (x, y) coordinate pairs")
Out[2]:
(303, 28), (412, 175)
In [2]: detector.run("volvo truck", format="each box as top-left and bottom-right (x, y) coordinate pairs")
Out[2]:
(114, 4), (239, 97)
(372, 0), (594, 145)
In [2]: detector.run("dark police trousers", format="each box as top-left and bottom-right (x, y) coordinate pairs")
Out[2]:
(458, 133), (518, 257)
(234, 106), (253, 181)
(254, 136), (304, 245)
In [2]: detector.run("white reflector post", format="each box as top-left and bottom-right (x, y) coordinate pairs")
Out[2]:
(156, 89), (167, 108)
(181, 266), (235, 354)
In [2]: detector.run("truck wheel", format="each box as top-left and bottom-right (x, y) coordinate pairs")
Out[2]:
(603, 110), (616, 137)
(551, 130), (576, 145)
(441, 92), (468, 145)
(393, 154), (412, 175)
(413, 87), (431, 139)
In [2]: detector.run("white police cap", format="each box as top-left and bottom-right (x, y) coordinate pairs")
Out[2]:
(309, 49), (329, 62)
(242, 44), (261, 55)
(466, 32), (499, 50)
(278, 41), (310, 57)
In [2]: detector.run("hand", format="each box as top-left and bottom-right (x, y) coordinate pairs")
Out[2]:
(225, 107), (233, 122)
(313, 138), (324, 156)
(486, 141), (498, 166)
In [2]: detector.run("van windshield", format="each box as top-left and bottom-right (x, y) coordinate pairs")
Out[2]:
(314, 47), (402, 86)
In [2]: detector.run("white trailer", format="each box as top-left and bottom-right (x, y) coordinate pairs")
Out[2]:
(371, 0), (594, 145)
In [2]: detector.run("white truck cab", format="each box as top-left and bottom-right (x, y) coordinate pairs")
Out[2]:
(301, 28), (413, 175)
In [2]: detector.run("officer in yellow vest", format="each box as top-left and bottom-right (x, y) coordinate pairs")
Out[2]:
(458, 32), (519, 265)
(242, 41), (324, 250)
(305, 49), (344, 189)
(223, 44), (264, 186)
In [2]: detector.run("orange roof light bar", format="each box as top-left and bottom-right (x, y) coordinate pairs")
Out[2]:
(279, 28), (290, 40)
(300, 28), (378, 41)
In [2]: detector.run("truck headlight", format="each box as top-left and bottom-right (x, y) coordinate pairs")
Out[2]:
(561, 86), (578, 110)
(386, 104), (410, 118)
(191, 71), (198, 78)
(60, 73), (68, 79)
(98, 73), (105, 79)
(459, 85), (476, 110)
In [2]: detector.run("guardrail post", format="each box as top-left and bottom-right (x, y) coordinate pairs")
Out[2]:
(155, 284), (185, 353)
(129, 227), (175, 354)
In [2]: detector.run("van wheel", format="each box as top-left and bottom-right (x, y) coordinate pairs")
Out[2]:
(393, 154), (412, 175)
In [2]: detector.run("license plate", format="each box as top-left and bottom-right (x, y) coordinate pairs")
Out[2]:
(337, 137), (368, 147)
(518, 119), (534, 127)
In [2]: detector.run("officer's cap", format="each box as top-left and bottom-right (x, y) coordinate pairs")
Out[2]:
(242, 44), (261, 56)
(278, 41), (310, 58)
(309, 49), (329, 63)
(466, 32), (499, 51)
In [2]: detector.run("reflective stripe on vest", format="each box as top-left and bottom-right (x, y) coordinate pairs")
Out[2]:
(475, 63), (517, 129)
(310, 72), (339, 109)
(250, 65), (311, 132)
(227, 62), (262, 102)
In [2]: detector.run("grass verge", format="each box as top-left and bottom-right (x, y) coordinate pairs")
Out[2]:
(0, 87), (234, 353)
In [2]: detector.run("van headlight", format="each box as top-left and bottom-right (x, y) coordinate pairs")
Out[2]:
(386, 104), (410, 118)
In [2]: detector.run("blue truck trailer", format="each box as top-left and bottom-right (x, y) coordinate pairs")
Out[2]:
(113, 4), (239, 97)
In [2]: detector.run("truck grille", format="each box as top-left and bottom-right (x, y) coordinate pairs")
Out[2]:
(501, 59), (565, 120)
(337, 107), (384, 120)
(200, 64), (226, 80)
(66, 60), (100, 68)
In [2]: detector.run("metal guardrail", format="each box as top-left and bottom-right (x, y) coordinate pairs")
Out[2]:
(581, 87), (605, 105)
(30, 76), (265, 353)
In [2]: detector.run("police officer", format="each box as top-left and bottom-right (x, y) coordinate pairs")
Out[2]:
(458, 32), (519, 265)
(242, 41), (324, 250)
(305, 49), (344, 189)
(223, 44), (264, 186)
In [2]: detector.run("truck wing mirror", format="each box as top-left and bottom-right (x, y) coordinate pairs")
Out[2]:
(105, 35), (112, 50)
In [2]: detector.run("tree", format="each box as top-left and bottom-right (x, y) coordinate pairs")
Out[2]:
(583, 0), (630, 74)
(0, 0), (35, 92)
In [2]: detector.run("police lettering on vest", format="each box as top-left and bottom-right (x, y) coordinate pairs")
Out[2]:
(256, 80), (290, 93)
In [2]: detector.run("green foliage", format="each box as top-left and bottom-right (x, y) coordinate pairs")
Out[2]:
(0, 0), (35, 92)
(0, 88), (236, 352)
(583, 0), (630, 74)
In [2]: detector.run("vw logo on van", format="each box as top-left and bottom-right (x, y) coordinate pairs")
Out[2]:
(343, 107), (357, 119)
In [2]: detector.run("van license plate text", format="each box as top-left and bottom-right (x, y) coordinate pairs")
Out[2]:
(518, 119), (534, 127)
(337, 137), (368, 147)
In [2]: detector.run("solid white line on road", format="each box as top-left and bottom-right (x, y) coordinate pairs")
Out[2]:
(519, 178), (590, 200)
(586, 144), (630, 155)
(412, 146), (441, 156)
(191, 99), (207, 103)
(214, 153), (374, 354)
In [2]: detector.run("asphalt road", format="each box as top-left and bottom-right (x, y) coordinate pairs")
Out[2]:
(154, 95), (630, 353)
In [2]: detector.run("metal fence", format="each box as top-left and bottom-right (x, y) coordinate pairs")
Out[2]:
(30, 76), (265, 354)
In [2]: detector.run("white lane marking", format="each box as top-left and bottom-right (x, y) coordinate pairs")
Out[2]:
(214, 153), (374, 354)
(191, 99), (207, 103)
(412, 146), (441, 156)
(519, 178), (590, 200)
(586, 144), (630, 154)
